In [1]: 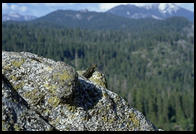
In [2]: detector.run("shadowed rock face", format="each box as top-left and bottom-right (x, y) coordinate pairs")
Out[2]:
(2, 51), (159, 131)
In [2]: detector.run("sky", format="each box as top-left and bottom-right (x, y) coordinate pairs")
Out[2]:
(2, 3), (194, 17)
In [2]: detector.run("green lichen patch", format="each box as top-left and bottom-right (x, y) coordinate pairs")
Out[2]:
(24, 89), (38, 99)
(3, 64), (12, 71)
(66, 104), (76, 113)
(23, 89), (46, 106)
(48, 96), (60, 108)
(11, 58), (25, 68)
(90, 78), (106, 88)
(9, 75), (23, 81)
(10, 75), (17, 81)
(13, 124), (21, 131)
(89, 72), (107, 88)
(129, 112), (140, 128)
(113, 95), (121, 104)
(108, 117), (115, 124)
(2, 121), (8, 131)
(13, 82), (25, 91)
(50, 116), (61, 126)
(44, 83), (57, 95)
(53, 70), (71, 81)
(46, 66), (53, 71)
(102, 115), (108, 122)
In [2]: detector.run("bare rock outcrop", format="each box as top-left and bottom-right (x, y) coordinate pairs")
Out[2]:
(2, 51), (158, 131)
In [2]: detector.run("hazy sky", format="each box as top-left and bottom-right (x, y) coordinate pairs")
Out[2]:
(2, 3), (194, 17)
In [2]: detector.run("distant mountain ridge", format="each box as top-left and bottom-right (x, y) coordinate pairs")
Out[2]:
(24, 9), (191, 31)
(2, 13), (37, 22)
(30, 9), (141, 30)
(107, 3), (194, 22)
(2, 3), (193, 30)
(2, 3), (193, 23)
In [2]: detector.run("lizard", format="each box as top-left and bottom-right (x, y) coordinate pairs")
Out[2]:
(82, 64), (97, 79)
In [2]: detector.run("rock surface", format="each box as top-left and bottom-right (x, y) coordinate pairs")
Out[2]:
(2, 51), (158, 131)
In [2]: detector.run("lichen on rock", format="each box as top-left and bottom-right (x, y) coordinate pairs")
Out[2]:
(2, 51), (160, 131)
(89, 71), (108, 88)
(51, 62), (78, 101)
(2, 74), (54, 131)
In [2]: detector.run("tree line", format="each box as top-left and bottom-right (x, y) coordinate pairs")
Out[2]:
(2, 20), (194, 130)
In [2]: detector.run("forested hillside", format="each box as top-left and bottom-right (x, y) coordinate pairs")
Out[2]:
(2, 17), (194, 130)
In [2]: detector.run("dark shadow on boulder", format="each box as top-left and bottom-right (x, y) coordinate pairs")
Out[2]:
(61, 78), (103, 111)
